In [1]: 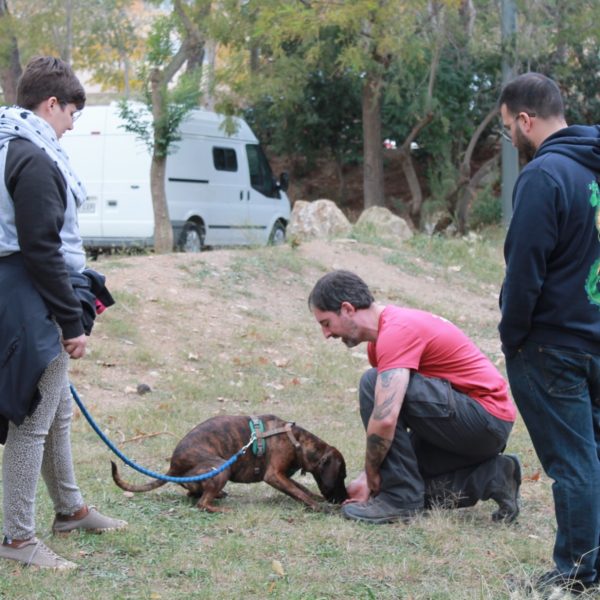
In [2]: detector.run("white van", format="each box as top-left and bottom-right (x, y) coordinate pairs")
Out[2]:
(61, 103), (291, 251)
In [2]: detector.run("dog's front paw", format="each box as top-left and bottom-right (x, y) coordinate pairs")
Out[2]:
(315, 502), (338, 514)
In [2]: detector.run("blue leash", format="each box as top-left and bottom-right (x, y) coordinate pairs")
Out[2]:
(70, 384), (256, 483)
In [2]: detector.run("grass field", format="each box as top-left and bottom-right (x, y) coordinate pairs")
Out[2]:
(0, 230), (571, 599)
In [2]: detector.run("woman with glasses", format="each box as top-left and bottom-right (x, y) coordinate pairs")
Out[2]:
(0, 56), (127, 571)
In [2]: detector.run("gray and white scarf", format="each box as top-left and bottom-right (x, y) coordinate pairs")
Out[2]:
(0, 106), (87, 206)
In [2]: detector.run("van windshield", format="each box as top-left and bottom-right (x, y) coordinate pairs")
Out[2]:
(246, 144), (279, 199)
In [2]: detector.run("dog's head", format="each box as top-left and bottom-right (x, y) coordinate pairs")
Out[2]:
(313, 447), (348, 504)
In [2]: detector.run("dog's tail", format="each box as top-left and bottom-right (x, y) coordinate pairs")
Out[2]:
(110, 461), (168, 492)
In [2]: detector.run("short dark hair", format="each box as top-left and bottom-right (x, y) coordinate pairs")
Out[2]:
(498, 72), (564, 119)
(17, 56), (86, 111)
(308, 270), (375, 313)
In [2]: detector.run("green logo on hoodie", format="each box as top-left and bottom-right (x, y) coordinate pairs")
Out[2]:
(586, 180), (600, 307)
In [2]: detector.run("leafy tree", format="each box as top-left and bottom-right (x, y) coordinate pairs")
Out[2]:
(5, 0), (145, 95)
(513, 0), (600, 124)
(217, 0), (465, 214)
(74, 0), (146, 96)
(0, 0), (21, 104)
(7, 0), (80, 62)
(381, 1), (503, 231)
(244, 27), (363, 204)
(118, 0), (207, 253)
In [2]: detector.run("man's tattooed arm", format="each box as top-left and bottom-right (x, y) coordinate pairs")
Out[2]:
(364, 368), (410, 494)
(366, 434), (392, 470)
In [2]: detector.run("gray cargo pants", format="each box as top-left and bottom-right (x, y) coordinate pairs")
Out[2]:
(359, 368), (513, 509)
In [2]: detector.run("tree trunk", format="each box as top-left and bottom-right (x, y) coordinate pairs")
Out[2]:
(150, 68), (174, 254)
(121, 48), (131, 98)
(362, 72), (384, 209)
(0, 0), (22, 105)
(334, 157), (347, 205)
(150, 154), (173, 253)
(397, 112), (434, 227)
(455, 155), (499, 234)
(145, 0), (202, 253)
(443, 106), (498, 232)
(399, 148), (424, 226)
(201, 39), (215, 110)
(64, 0), (73, 63)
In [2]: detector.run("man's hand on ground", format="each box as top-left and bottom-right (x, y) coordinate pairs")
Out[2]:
(343, 471), (371, 505)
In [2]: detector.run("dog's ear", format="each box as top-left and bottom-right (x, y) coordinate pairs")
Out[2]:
(315, 449), (348, 503)
(318, 450), (343, 482)
(318, 452), (332, 469)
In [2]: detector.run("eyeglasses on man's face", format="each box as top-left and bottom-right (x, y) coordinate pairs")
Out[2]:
(500, 112), (537, 142)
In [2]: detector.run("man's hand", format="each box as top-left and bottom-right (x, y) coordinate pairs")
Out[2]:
(63, 334), (86, 359)
(365, 467), (382, 497)
(343, 471), (371, 505)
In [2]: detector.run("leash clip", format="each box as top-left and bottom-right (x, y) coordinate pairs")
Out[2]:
(241, 432), (257, 455)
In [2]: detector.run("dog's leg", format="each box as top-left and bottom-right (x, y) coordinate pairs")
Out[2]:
(263, 471), (322, 510)
(194, 468), (232, 513)
(286, 478), (324, 502)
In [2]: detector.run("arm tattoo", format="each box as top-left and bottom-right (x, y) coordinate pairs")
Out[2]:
(372, 395), (396, 420)
(372, 369), (405, 421)
(366, 433), (392, 469)
(379, 370), (395, 387)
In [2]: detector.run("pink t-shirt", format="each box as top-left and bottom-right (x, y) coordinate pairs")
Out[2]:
(367, 306), (515, 422)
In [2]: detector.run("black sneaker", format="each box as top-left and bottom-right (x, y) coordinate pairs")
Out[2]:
(491, 454), (521, 523)
(527, 569), (597, 597)
(341, 496), (421, 524)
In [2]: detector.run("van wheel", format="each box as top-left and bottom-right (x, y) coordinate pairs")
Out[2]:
(180, 222), (204, 252)
(269, 221), (286, 246)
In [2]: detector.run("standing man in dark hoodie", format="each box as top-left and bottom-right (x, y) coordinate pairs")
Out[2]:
(499, 72), (600, 595)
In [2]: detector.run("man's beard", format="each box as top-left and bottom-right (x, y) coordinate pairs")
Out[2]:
(342, 337), (360, 348)
(515, 127), (537, 163)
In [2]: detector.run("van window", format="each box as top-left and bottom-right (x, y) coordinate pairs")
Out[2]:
(246, 144), (279, 198)
(213, 147), (238, 171)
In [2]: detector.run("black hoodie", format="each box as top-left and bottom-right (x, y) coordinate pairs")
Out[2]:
(499, 124), (600, 356)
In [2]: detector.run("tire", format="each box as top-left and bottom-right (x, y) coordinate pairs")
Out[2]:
(180, 221), (204, 253)
(269, 221), (286, 246)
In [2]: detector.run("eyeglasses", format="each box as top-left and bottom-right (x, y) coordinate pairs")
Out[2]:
(57, 99), (82, 122)
(499, 112), (537, 142)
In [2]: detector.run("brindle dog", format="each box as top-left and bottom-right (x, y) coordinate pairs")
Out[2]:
(111, 414), (348, 512)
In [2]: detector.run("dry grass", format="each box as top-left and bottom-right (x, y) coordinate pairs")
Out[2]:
(0, 231), (571, 599)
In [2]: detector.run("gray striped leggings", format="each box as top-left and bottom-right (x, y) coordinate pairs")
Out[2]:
(2, 350), (84, 540)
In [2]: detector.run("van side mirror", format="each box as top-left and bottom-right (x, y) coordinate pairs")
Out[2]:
(278, 171), (289, 192)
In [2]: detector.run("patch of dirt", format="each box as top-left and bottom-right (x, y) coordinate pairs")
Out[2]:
(74, 239), (502, 414)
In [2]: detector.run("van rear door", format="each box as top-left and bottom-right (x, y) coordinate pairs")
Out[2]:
(63, 109), (107, 238)
(101, 114), (153, 240)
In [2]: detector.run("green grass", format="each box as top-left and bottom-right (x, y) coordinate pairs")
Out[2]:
(0, 232), (567, 599)
(385, 230), (505, 289)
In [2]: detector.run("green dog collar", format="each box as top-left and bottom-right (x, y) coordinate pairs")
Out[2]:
(248, 417), (266, 456)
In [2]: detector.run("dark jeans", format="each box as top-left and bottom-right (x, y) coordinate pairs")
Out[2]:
(359, 368), (513, 510)
(506, 341), (600, 583)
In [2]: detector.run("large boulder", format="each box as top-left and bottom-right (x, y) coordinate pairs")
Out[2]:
(354, 206), (413, 242)
(287, 199), (352, 241)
